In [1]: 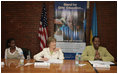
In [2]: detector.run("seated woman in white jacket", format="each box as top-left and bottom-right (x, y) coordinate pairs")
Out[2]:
(5, 38), (24, 59)
(34, 37), (64, 61)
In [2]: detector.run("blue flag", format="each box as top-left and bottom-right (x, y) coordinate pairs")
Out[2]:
(90, 3), (98, 44)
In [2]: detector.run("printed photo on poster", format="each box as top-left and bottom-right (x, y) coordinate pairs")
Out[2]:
(54, 1), (87, 42)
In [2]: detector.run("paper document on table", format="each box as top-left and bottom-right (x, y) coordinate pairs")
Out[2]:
(79, 64), (86, 66)
(89, 60), (114, 65)
(93, 63), (110, 68)
(24, 63), (33, 66)
(1, 62), (4, 65)
(1, 62), (5, 68)
(46, 59), (63, 63)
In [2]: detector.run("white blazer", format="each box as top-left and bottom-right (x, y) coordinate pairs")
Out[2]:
(34, 48), (64, 61)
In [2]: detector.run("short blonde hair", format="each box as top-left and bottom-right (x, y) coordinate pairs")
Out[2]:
(47, 37), (56, 46)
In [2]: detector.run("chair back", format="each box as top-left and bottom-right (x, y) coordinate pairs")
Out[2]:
(21, 48), (31, 59)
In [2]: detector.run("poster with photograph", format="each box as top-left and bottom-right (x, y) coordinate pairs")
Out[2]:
(54, 1), (87, 42)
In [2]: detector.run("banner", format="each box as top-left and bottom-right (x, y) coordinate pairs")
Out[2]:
(56, 42), (86, 53)
(54, 1), (87, 42)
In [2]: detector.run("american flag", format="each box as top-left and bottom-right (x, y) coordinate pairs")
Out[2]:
(38, 4), (48, 51)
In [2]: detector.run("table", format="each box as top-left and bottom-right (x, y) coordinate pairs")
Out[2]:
(1, 59), (117, 73)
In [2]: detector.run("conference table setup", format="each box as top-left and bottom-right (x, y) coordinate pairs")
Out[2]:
(1, 59), (117, 73)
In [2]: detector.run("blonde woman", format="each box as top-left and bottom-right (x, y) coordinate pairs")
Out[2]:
(34, 37), (64, 61)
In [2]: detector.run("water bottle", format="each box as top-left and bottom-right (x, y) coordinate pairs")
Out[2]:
(78, 54), (81, 64)
(27, 51), (30, 62)
(20, 52), (24, 66)
(75, 53), (79, 66)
